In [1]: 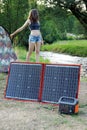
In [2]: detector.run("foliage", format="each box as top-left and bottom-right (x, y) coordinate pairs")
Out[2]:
(0, 0), (29, 46)
(0, 0), (86, 46)
(0, 0), (29, 31)
(43, 0), (87, 31)
(41, 40), (87, 57)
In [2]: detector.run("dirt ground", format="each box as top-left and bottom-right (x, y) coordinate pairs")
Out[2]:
(0, 73), (87, 130)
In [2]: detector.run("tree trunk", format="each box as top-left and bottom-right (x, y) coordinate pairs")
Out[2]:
(70, 5), (87, 31)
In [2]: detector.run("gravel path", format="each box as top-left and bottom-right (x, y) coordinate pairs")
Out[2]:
(40, 51), (87, 78)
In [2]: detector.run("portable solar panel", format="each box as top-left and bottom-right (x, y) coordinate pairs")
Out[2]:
(5, 62), (80, 104)
(5, 62), (42, 101)
(42, 65), (80, 104)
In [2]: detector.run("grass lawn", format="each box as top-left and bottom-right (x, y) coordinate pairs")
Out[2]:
(41, 40), (87, 57)
(14, 46), (49, 63)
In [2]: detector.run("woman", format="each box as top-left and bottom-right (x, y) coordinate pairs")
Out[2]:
(10, 9), (43, 62)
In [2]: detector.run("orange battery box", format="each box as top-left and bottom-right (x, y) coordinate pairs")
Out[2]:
(58, 96), (79, 114)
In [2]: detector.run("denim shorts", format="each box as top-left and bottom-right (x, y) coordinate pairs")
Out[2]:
(29, 35), (42, 43)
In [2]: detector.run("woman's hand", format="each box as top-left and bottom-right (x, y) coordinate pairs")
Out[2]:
(10, 34), (14, 39)
(41, 40), (44, 45)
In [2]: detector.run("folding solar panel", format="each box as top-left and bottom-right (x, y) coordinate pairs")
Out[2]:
(5, 62), (80, 104)
(5, 62), (42, 101)
(42, 64), (80, 104)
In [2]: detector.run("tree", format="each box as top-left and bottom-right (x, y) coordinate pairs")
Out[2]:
(41, 0), (87, 31)
(38, 5), (69, 42)
(0, 0), (30, 46)
(0, 0), (29, 32)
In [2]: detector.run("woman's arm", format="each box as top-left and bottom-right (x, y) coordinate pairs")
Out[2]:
(10, 19), (29, 39)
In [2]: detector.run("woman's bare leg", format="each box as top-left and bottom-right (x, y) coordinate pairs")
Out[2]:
(35, 42), (41, 62)
(26, 43), (35, 61)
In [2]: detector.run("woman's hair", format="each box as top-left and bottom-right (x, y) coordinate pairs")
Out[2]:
(28, 9), (39, 22)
